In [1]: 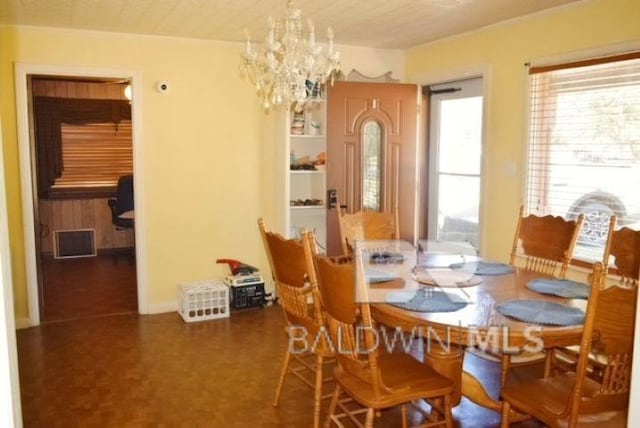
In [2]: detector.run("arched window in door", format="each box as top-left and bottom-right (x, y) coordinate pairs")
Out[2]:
(362, 120), (382, 211)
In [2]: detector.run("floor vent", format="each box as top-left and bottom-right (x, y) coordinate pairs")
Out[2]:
(53, 229), (97, 259)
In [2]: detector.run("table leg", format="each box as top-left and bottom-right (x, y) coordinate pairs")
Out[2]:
(424, 344), (506, 414)
(461, 371), (502, 413)
(424, 343), (464, 406)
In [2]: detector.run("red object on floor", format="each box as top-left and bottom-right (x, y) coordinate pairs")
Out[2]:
(215, 258), (258, 276)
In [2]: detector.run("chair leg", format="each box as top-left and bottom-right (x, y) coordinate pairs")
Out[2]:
(313, 355), (324, 428)
(325, 386), (340, 428)
(501, 354), (511, 387)
(444, 394), (453, 428)
(401, 404), (408, 428)
(544, 350), (553, 377)
(365, 408), (375, 428)
(273, 348), (291, 407)
(501, 400), (511, 428)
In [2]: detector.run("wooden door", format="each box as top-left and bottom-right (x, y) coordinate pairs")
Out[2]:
(326, 82), (418, 255)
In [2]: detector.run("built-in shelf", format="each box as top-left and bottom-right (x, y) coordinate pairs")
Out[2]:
(281, 98), (327, 248)
(289, 134), (327, 139)
(290, 170), (326, 175)
(290, 205), (325, 210)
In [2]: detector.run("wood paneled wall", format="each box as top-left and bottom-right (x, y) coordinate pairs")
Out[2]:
(31, 79), (128, 100)
(39, 199), (133, 254)
(33, 78), (134, 254)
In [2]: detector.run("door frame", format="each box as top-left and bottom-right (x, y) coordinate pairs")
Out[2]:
(0, 118), (22, 426)
(14, 63), (148, 326)
(416, 66), (490, 256)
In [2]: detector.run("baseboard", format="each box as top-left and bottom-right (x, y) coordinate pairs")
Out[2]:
(147, 301), (178, 314)
(14, 317), (30, 329)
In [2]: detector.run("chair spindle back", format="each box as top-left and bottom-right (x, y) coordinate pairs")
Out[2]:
(510, 205), (584, 277)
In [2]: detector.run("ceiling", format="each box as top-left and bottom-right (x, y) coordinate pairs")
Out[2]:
(0, 0), (583, 49)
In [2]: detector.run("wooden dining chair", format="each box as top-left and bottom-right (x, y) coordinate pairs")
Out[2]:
(338, 207), (399, 256)
(601, 216), (640, 286)
(313, 254), (454, 428)
(509, 205), (585, 277)
(258, 219), (333, 428)
(500, 262), (636, 428)
(493, 205), (585, 386)
(551, 215), (640, 379)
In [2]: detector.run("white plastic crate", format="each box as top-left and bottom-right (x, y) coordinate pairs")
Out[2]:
(178, 280), (229, 322)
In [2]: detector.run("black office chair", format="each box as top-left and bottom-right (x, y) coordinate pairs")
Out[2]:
(108, 175), (134, 263)
(108, 175), (134, 229)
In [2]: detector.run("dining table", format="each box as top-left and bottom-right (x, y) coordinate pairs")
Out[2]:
(354, 240), (587, 414)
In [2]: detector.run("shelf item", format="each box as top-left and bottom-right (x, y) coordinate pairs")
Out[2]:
(290, 109), (305, 135)
(290, 133), (327, 139)
(289, 101), (325, 136)
(291, 205), (325, 210)
(290, 198), (324, 207)
(290, 163), (317, 171)
(290, 170), (326, 175)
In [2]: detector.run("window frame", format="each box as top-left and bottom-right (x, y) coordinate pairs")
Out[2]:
(524, 51), (640, 264)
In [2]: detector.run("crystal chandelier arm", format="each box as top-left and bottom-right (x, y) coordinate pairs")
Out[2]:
(242, 28), (258, 62)
(244, 28), (252, 55)
(327, 27), (334, 55)
(308, 19), (315, 48)
(266, 17), (275, 45)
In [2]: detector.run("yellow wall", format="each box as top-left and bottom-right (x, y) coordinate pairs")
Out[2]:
(406, 0), (640, 261)
(0, 25), (404, 321)
(0, 26), (267, 317)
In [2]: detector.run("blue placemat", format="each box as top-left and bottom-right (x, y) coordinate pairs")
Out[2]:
(387, 289), (468, 313)
(527, 278), (590, 300)
(449, 261), (515, 276)
(496, 300), (585, 326)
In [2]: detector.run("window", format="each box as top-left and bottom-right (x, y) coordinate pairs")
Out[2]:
(362, 121), (382, 211)
(526, 53), (640, 261)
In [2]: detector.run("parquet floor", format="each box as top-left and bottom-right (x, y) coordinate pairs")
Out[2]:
(18, 306), (544, 428)
(41, 254), (137, 323)
(17, 304), (545, 428)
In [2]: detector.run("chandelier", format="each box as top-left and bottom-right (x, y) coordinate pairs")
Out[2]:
(239, 0), (340, 110)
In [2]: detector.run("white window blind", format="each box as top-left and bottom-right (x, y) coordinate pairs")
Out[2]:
(53, 120), (133, 190)
(526, 53), (640, 262)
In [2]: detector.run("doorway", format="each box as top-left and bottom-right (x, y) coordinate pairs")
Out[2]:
(14, 64), (147, 326)
(32, 76), (137, 322)
(426, 77), (484, 252)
